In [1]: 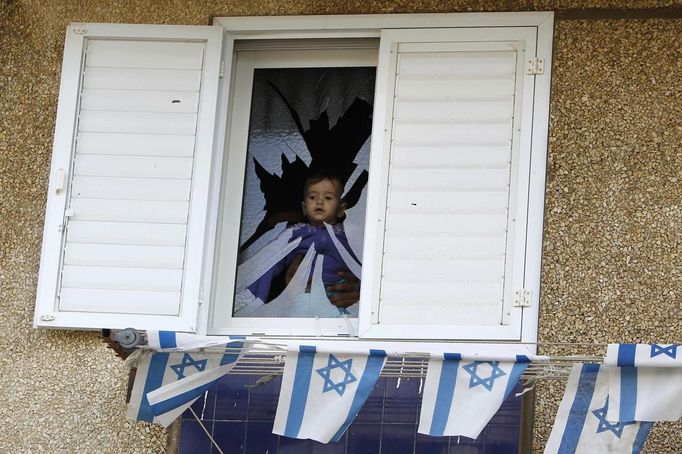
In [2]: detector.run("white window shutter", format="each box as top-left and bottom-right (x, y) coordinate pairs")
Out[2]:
(34, 24), (223, 331)
(361, 27), (540, 340)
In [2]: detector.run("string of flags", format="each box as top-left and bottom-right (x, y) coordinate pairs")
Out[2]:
(126, 332), (680, 453)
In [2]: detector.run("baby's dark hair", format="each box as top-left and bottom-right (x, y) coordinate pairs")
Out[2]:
(303, 170), (345, 198)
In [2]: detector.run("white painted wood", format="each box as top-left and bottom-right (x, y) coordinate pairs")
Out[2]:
(69, 198), (188, 223)
(66, 221), (187, 246)
(61, 266), (182, 291)
(195, 32), (235, 335)
(387, 168), (511, 190)
(205, 13), (552, 344)
(77, 132), (196, 157)
(33, 26), (85, 330)
(71, 176), (191, 201)
(396, 79), (515, 101)
(215, 12), (554, 31)
(381, 300), (503, 325)
(381, 236), (506, 258)
(380, 281), (501, 303)
(390, 146), (511, 169)
(34, 24), (223, 331)
(393, 123), (512, 145)
(86, 40), (205, 69)
(383, 213), (508, 236)
(83, 67), (202, 91)
(63, 243), (185, 269)
(382, 257), (506, 281)
(59, 288), (180, 315)
(360, 27), (544, 341)
(74, 155), (193, 179)
(80, 89), (199, 113)
(388, 190), (509, 212)
(396, 52), (516, 77)
(394, 101), (514, 124)
(520, 13), (554, 351)
(78, 111), (197, 135)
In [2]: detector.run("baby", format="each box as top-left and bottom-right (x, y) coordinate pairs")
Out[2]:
(240, 170), (360, 317)
(284, 171), (359, 291)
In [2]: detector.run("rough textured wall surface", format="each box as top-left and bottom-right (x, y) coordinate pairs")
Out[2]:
(0, 0), (679, 452)
(535, 17), (681, 453)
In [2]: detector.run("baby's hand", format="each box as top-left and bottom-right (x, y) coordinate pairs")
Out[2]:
(325, 271), (360, 308)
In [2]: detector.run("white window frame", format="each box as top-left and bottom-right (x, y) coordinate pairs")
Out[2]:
(199, 12), (553, 348)
(210, 45), (378, 336)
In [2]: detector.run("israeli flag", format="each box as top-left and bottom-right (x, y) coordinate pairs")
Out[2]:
(147, 330), (247, 351)
(418, 353), (529, 438)
(273, 345), (387, 443)
(127, 332), (246, 427)
(604, 343), (682, 422)
(544, 364), (653, 454)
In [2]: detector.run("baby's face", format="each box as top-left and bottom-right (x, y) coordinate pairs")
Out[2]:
(302, 179), (345, 226)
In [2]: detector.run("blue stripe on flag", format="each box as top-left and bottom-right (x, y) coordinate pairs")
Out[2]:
(158, 331), (177, 349)
(284, 345), (317, 438)
(331, 349), (387, 442)
(137, 352), (170, 422)
(429, 353), (462, 436)
(150, 379), (218, 417)
(220, 340), (244, 366)
(557, 363), (599, 454)
(617, 344), (637, 367)
(503, 361), (529, 400)
(619, 367), (638, 422)
(631, 422), (653, 454)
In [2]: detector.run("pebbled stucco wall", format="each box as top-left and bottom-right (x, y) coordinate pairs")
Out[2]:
(1, 1), (679, 452)
(534, 17), (681, 452)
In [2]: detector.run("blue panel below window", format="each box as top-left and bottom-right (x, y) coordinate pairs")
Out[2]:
(212, 421), (247, 453)
(381, 423), (415, 453)
(179, 420), (213, 454)
(213, 374), (250, 421)
(178, 375), (523, 454)
(247, 375), (282, 421)
(354, 379), (384, 423)
(383, 377), (421, 423)
(415, 433), (448, 454)
(244, 421), (279, 454)
(347, 423), (381, 454)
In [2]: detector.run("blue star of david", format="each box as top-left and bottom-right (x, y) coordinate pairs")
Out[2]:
(169, 353), (207, 379)
(462, 361), (507, 391)
(592, 397), (635, 438)
(650, 344), (677, 359)
(315, 354), (357, 397)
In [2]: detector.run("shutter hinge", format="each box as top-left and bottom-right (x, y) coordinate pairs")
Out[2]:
(219, 61), (225, 78)
(40, 313), (56, 322)
(72, 27), (88, 35)
(513, 289), (531, 307)
(198, 287), (205, 305)
(526, 58), (545, 75)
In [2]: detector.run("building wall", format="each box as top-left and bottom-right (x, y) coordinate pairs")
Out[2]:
(1, 1), (679, 452)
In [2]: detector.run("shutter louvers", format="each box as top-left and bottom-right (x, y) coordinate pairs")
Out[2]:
(363, 28), (539, 340)
(35, 25), (222, 331)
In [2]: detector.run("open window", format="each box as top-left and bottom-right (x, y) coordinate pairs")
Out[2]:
(210, 41), (378, 336)
(34, 14), (553, 343)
